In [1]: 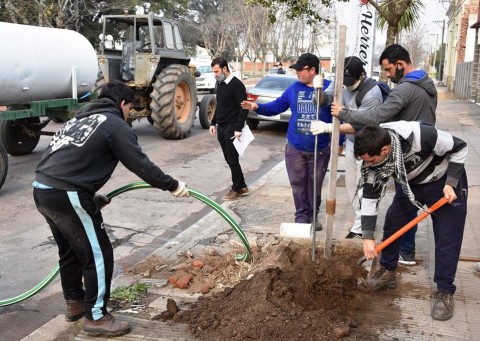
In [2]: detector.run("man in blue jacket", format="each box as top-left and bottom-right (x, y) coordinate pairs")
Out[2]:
(242, 53), (342, 228)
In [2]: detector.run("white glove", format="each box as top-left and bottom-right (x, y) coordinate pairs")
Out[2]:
(310, 121), (333, 135)
(313, 74), (324, 89)
(171, 181), (190, 198)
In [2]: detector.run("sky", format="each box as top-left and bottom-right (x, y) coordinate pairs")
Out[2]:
(333, 0), (450, 73)
(336, 0), (448, 55)
(416, 0), (449, 41)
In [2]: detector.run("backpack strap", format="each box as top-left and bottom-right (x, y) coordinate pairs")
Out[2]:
(355, 78), (377, 108)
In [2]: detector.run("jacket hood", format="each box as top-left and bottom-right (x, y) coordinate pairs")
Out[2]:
(399, 69), (437, 97)
(75, 98), (123, 120)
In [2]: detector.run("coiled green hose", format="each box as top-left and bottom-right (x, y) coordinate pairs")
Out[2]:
(0, 183), (251, 306)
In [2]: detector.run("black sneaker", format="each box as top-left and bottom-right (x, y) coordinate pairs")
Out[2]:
(357, 266), (397, 293)
(345, 231), (362, 240)
(431, 291), (454, 321)
(398, 250), (416, 266)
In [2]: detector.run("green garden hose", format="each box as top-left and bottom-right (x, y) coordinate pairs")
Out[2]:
(0, 183), (251, 307)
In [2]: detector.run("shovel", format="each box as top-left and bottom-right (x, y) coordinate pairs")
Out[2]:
(356, 197), (449, 272)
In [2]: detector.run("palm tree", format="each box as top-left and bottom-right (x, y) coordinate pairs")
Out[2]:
(368, 0), (425, 47)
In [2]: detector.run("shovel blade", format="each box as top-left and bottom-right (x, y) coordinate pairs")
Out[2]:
(367, 253), (382, 278)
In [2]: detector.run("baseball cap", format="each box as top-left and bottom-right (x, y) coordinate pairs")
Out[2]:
(289, 53), (319, 71)
(343, 56), (365, 86)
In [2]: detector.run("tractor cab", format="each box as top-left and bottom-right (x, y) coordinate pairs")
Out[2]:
(97, 14), (189, 87)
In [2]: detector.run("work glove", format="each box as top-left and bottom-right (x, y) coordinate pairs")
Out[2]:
(170, 181), (190, 198)
(310, 121), (333, 135)
(94, 192), (111, 210)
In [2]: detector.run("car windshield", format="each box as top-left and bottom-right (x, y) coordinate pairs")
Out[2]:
(197, 66), (212, 73)
(255, 77), (297, 90)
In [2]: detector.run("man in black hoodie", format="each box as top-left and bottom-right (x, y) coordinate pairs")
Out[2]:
(33, 81), (189, 337)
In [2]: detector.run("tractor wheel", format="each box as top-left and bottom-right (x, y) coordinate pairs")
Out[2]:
(0, 118), (41, 156)
(199, 94), (216, 129)
(0, 143), (7, 190)
(150, 64), (197, 139)
(246, 117), (259, 130)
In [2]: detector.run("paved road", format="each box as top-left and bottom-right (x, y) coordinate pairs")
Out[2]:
(0, 109), (288, 340)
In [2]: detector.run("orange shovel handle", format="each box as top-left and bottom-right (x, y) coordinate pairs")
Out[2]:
(375, 197), (449, 253)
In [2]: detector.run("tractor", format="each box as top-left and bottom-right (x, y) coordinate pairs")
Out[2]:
(96, 14), (216, 139)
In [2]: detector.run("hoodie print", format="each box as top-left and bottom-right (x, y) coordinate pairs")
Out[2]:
(50, 114), (107, 152)
(295, 90), (316, 134)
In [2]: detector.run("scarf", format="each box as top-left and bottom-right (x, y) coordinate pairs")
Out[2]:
(357, 129), (424, 211)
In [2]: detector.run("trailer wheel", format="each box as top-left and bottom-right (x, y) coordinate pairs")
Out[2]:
(52, 117), (66, 123)
(199, 94), (216, 129)
(0, 144), (7, 190)
(150, 65), (197, 139)
(0, 118), (41, 156)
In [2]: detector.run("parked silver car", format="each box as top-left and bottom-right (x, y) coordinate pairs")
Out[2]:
(246, 74), (298, 129)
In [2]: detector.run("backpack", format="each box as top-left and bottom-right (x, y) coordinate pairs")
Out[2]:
(355, 78), (390, 107)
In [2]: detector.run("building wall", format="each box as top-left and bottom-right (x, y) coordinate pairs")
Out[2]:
(471, 29), (480, 102)
(446, 0), (479, 92)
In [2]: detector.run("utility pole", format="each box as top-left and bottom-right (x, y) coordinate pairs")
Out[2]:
(431, 33), (439, 77)
(434, 19), (446, 81)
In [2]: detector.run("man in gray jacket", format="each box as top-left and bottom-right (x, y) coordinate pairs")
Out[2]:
(320, 56), (384, 239)
(331, 44), (437, 266)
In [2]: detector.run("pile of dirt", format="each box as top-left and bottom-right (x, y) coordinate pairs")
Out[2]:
(122, 241), (401, 340)
(180, 243), (395, 340)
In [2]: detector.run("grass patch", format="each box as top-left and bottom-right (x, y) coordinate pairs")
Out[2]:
(111, 283), (148, 303)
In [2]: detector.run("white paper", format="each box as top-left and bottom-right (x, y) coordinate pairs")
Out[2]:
(233, 125), (255, 157)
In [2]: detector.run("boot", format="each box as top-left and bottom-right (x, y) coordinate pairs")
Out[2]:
(65, 300), (85, 322)
(357, 266), (397, 293)
(431, 291), (454, 321)
(83, 313), (131, 337)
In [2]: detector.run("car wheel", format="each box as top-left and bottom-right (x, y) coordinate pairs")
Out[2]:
(246, 118), (259, 130)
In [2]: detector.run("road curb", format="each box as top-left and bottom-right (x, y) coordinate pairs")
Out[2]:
(21, 159), (287, 341)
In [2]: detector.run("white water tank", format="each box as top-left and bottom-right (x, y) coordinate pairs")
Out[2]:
(0, 22), (98, 106)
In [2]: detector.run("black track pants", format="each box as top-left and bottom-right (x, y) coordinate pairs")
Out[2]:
(33, 188), (113, 321)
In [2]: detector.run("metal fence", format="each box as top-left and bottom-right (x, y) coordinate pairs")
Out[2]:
(454, 62), (473, 99)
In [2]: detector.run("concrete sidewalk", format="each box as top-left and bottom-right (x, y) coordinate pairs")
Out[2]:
(23, 89), (480, 340)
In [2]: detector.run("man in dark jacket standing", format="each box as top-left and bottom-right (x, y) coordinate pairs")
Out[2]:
(33, 81), (189, 337)
(209, 57), (249, 201)
(331, 44), (438, 266)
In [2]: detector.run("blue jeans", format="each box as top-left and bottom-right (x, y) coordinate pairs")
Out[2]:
(380, 171), (468, 294)
(285, 143), (330, 223)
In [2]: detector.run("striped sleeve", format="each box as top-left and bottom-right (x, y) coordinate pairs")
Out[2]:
(433, 130), (467, 187)
(360, 172), (383, 240)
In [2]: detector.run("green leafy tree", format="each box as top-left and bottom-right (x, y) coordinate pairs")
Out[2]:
(0, 1), (192, 48)
(245, 0), (347, 24)
(246, 0), (425, 48)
